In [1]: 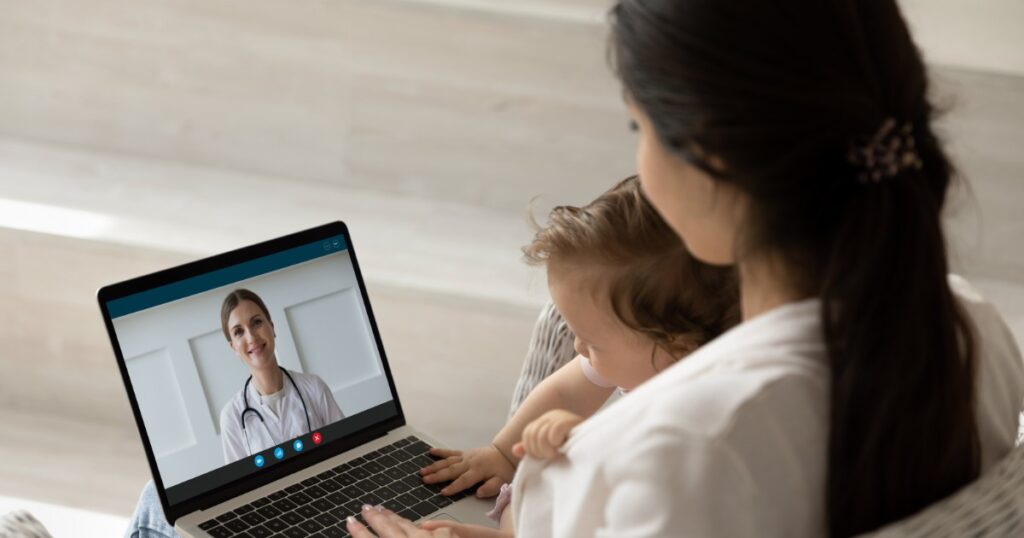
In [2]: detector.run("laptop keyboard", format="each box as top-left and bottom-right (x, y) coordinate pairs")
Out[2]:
(197, 436), (475, 538)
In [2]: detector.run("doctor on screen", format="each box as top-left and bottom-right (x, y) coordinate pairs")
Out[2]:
(218, 289), (345, 463)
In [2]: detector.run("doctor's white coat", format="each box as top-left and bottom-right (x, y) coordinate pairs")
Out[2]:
(219, 369), (344, 463)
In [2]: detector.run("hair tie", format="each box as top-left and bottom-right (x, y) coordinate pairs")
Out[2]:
(847, 117), (923, 183)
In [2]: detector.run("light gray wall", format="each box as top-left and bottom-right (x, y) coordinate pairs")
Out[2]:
(0, 0), (1021, 282)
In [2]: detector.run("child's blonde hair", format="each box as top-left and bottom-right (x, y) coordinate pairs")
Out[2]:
(524, 175), (739, 358)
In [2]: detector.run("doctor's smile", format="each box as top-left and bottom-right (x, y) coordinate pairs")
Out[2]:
(247, 342), (267, 359)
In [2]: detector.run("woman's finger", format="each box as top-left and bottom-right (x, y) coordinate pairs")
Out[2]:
(511, 442), (525, 459)
(358, 505), (405, 536)
(346, 514), (378, 538)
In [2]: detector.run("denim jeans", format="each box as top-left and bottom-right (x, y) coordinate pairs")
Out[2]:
(125, 481), (179, 538)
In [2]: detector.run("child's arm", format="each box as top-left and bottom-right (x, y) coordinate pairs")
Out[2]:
(512, 409), (585, 460)
(420, 355), (614, 496)
(492, 355), (614, 463)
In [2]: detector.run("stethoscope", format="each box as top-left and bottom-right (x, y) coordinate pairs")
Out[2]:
(240, 366), (312, 456)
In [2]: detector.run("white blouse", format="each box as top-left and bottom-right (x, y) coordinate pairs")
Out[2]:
(511, 275), (1024, 537)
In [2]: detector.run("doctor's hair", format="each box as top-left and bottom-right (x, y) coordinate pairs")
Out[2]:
(523, 175), (739, 359)
(610, 0), (978, 535)
(221, 289), (273, 341)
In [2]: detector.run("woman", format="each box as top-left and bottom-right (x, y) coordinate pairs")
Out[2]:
(349, 0), (1024, 536)
(219, 288), (344, 463)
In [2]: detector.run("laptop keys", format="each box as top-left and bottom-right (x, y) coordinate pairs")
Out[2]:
(246, 524), (273, 537)
(241, 512), (266, 526)
(264, 518), (288, 533)
(320, 478), (343, 492)
(199, 436), (462, 537)
(280, 511), (304, 526)
(311, 498), (334, 512)
(272, 498), (297, 512)
(255, 505), (281, 519)
(296, 504), (319, 519)
(268, 489), (288, 501)
(207, 526), (233, 538)
(306, 484), (329, 499)
(289, 491), (313, 505)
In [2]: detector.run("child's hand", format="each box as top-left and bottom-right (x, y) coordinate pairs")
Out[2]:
(419, 445), (516, 498)
(512, 409), (584, 460)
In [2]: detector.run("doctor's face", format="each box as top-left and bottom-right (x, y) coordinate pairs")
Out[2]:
(227, 300), (277, 370)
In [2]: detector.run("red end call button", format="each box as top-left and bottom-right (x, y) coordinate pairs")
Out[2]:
(312, 432), (323, 445)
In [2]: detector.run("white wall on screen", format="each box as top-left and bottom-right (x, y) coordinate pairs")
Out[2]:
(124, 348), (196, 457)
(286, 288), (384, 408)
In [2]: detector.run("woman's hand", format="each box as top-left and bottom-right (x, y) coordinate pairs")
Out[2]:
(346, 505), (511, 537)
(420, 445), (515, 498)
(512, 409), (583, 460)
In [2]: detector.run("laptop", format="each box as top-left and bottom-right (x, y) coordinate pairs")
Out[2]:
(98, 221), (494, 537)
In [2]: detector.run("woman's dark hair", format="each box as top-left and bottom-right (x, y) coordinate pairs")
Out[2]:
(609, 0), (978, 535)
(221, 289), (273, 341)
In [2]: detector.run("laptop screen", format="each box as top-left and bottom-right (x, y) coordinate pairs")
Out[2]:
(99, 223), (402, 514)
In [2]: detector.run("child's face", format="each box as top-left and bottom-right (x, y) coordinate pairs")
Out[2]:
(548, 264), (676, 391)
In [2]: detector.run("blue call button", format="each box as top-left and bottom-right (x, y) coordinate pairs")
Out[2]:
(293, 439), (304, 453)
(254, 455), (265, 468)
(274, 447), (285, 460)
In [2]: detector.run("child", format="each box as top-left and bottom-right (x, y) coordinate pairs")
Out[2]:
(418, 175), (738, 527)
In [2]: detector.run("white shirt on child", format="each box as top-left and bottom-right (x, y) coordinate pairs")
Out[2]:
(511, 275), (1024, 537)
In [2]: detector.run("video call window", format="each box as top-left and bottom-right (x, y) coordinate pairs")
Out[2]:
(109, 237), (394, 489)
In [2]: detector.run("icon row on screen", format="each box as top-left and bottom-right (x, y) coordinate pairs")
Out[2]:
(253, 432), (321, 468)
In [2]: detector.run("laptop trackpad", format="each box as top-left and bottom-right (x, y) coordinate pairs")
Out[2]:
(428, 513), (460, 522)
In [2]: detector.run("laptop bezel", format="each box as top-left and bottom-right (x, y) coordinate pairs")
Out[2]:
(97, 221), (407, 524)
